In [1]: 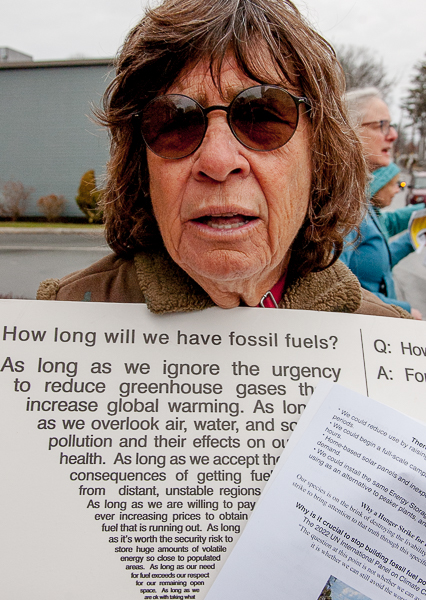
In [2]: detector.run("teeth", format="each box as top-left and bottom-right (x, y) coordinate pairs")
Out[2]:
(207, 219), (249, 230)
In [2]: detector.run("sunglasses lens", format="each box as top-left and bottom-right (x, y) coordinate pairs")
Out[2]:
(141, 87), (302, 158)
(230, 86), (299, 151)
(141, 95), (205, 158)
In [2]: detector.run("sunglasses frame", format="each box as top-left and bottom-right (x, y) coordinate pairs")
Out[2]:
(138, 85), (311, 159)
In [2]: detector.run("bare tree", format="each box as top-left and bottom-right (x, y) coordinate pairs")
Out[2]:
(37, 194), (67, 222)
(0, 180), (34, 221)
(402, 56), (426, 162)
(334, 44), (394, 100)
(317, 576), (336, 600)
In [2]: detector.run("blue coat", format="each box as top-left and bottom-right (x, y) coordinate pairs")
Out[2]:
(340, 203), (424, 312)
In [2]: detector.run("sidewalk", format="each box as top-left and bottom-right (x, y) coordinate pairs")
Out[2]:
(0, 226), (104, 234)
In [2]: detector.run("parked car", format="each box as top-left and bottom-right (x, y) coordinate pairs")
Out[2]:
(406, 171), (426, 205)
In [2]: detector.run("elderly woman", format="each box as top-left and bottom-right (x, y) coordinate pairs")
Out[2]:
(345, 87), (398, 171)
(341, 87), (421, 318)
(37, 0), (407, 318)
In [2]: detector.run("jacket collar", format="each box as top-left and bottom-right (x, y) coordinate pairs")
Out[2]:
(134, 251), (215, 314)
(134, 251), (362, 314)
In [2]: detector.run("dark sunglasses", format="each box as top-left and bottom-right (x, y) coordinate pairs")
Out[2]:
(361, 120), (397, 136)
(138, 85), (310, 159)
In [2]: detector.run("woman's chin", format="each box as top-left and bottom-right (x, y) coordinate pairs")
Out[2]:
(177, 248), (268, 289)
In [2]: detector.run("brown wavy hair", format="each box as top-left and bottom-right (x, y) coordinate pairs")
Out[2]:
(98, 0), (367, 281)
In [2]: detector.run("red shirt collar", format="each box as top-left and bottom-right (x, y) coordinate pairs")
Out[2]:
(257, 271), (287, 308)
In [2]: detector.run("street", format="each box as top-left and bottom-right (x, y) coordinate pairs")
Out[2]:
(0, 228), (110, 299)
(384, 186), (426, 318)
(0, 196), (425, 317)
(393, 251), (426, 316)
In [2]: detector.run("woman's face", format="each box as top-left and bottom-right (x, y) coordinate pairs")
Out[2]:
(147, 56), (312, 308)
(374, 175), (400, 208)
(359, 98), (397, 171)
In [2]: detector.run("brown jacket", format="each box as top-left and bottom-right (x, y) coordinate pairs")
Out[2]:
(37, 251), (410, 318)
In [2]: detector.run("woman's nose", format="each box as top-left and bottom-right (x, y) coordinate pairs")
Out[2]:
(386, 125), (398, 142)
(191, 114), (251, 182)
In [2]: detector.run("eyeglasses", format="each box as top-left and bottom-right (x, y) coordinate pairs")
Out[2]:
(361, 120), (397, 136)
(138, 85), (310, 159)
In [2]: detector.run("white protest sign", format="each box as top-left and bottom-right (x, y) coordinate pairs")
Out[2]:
(1, 300), (425, 599)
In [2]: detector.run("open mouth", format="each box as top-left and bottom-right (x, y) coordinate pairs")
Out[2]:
(193, 213), (256, 230)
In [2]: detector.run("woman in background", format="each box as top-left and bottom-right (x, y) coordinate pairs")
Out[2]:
(345, 87), (397, 171)
(340, 87), (420, 318)
(341, 161), (423, 317)
(373, 165), (424, 240)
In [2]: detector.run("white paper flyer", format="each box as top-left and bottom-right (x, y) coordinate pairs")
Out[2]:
(205, 384), (426, 600)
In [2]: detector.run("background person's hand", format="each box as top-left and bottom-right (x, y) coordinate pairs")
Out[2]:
(411, 307), (423, 320)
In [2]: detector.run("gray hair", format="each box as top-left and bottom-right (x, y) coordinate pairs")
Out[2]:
(345, 87), (382, 127)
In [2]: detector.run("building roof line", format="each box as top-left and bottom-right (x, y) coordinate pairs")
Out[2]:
(0, 58), (114, 70)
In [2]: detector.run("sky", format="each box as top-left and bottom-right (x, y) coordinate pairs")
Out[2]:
(1, 0), (425, 116)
